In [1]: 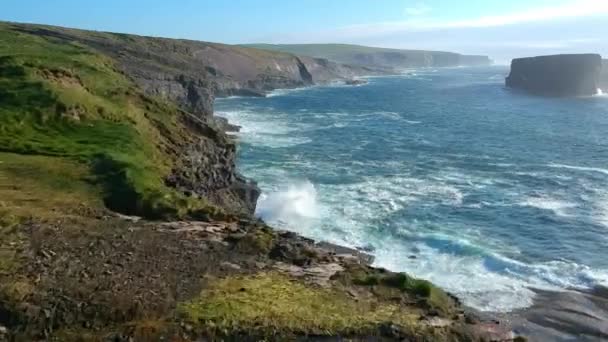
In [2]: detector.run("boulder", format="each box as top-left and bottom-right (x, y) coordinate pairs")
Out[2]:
(506, 54), (602, 97)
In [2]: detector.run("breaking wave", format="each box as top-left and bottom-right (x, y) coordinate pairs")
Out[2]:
(255, 181), (320, 229)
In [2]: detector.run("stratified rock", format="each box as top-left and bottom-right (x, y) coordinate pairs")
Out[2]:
(506, 54), (602, 97)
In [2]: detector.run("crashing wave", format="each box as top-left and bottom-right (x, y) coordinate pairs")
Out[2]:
(255, 181), (320, 228)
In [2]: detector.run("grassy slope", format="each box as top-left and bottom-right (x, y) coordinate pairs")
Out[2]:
(0, 22), (221, 221)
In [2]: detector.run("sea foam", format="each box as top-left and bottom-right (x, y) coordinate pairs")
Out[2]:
(373, 233), (608, 312)
(215, 109), (311, 148)
(518, 195), (576, 217)
(547, 163), (608, 176)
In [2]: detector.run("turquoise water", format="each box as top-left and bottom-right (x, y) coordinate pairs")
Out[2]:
(216, 66), (608, 312)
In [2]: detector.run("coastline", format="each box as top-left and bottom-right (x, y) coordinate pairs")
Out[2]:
(2, 20), (604, 340)
(216, 71), (608, 341)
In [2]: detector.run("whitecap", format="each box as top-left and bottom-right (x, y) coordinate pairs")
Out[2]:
(517, 195), (576, 217)
(266, 86), (312, 97)
(547, 163), (608, 176)
(215, 109), (311, 148)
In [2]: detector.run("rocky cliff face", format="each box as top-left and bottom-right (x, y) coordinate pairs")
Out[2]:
(506, 54), (603, 97)
(601, 59), (608, 91)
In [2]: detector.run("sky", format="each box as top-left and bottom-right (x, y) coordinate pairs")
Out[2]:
(2, 0), (607, 63)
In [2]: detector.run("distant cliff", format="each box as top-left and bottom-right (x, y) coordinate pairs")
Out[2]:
(601, 59), (608, 91)
(506, 54), (603, 97)
(242, 44), (492, 69)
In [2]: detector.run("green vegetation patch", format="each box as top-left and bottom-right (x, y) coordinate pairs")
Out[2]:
(0, 24), (218, 219)
(235, 226), (276, 254)
(178, 272), (419, 337)
(346, 265), (455, 316)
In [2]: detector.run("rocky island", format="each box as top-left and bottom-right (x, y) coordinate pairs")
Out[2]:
(0, 21), (522, 341)
(506, 54), (603, 97)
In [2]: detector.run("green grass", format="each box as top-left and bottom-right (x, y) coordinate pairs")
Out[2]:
(0, 152), (103, 219)
(178, 272), (420, 336)
(348, 266), (455, 316)
(0, 23), (219, 220)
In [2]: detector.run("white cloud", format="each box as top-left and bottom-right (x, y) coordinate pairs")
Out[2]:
(258, 0), (608, 60)
(330, 0), (608, 39)
(404, 3), (432, 16)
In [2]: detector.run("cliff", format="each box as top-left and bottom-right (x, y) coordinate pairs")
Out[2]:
(242, 44), (493, 69)
(13, 24), (380, 118)
(506, 54), (603, 97)
(0, 21), (516, 341)
(2, 22), (384, 219)
(601, 59), (608, 91)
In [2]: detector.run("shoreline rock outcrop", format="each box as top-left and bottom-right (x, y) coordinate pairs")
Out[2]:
(506, 54), (603, 97)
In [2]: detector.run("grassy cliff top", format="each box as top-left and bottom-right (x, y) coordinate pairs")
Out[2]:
(0, 22), (226, 223)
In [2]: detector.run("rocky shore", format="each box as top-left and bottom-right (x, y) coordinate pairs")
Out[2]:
(490, 287), (608, 341)
(0, 21), (526, 341)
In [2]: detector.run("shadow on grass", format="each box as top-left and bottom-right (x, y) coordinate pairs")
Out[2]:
(92, 155), (141, 216)
(92, 155), (187, 220)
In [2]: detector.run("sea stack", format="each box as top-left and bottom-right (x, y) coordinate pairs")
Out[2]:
(506, 54), (603, 97)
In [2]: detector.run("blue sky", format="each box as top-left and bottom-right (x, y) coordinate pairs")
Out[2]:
(3, 0), (607, 62)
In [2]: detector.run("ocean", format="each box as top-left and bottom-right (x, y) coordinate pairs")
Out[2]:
(215, 66), (608, 313)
